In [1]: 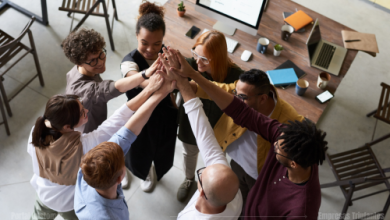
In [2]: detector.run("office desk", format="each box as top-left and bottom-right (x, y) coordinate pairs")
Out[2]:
(163, 0), (358, 123)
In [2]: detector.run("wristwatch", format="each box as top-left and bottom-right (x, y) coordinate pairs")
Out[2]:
(141, 69), (149, 79)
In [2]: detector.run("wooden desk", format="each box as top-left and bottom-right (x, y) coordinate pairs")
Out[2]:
(163, 0), (357, 123)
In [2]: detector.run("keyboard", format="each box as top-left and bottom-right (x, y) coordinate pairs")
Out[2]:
(202, 29), (238, 53)
(315, 43), (336, 69)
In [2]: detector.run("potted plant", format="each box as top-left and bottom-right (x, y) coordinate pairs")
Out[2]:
(177, 1), (186, 17)
(274, 44), (283, 56)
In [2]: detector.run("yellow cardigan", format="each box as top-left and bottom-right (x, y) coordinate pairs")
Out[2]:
(196, 81), (304, 174)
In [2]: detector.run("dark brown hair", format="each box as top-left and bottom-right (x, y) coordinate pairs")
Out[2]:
(31, 94), (81, 149)
(62, 28), (106, 65)
(80, 142), (125, 190)
(136, 1), (165, 36)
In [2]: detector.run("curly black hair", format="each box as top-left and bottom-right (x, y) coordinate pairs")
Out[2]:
(239, 69), (271, 95)
(136, 1), (165, 36)
(277, 119), (328, 168)
(62, 28), (106, 65)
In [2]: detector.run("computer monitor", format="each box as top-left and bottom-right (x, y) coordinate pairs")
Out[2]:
(195, 0), (267, 36)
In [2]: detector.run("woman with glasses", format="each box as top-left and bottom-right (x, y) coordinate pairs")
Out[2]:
(27, 74), (163, 220)
(176, 30), (244, 202)
(120, 1), (178, 192)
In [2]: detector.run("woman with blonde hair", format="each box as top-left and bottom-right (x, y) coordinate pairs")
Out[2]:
(176, 30), (244, 201)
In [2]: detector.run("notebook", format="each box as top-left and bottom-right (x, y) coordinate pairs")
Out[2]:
(275, 60), (306, 89)
(266, 68), (298, 87)
(341, 30), (379, 57)
(284, 10), (313, 31)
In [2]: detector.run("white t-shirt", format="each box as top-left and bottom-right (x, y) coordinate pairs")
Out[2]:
(27, 104), (134, 212)
(178, 190), (243, 220)
(178, 98), (242, 219)
(120, 60), (155, 78)
(225, 91), (277, 179)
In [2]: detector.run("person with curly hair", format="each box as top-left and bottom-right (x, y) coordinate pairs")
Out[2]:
(120, 1), (178, 192)
(63, 28), (161, 189)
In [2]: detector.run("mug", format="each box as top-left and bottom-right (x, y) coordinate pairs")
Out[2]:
(257, 38), (269, 54)
(281, 25), (294, 41)
(317, 72), (331, 89)
(296, 79), (309, 96)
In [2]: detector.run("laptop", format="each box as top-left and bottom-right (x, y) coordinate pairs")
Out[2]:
(306, 19), (347, 76)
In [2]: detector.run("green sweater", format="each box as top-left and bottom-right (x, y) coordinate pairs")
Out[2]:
(177, 58), (243, 145)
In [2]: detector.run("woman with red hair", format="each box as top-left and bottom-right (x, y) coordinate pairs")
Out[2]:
(176, 30), (244, 201)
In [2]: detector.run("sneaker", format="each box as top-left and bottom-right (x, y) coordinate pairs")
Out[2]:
(121, 168), (131, 190)
(177, 178), (195, 202)
(140, 164), (156, 192)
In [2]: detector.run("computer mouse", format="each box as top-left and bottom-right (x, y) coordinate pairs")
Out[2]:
(241, 50), (252, 62)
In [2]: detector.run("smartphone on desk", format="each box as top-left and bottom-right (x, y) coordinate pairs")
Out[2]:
(316, 90), (334, 104)
(185, 26), (201, 39)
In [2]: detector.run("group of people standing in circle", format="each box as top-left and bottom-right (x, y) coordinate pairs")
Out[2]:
(28, 1), (328, 220)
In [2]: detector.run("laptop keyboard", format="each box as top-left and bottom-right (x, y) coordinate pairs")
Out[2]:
(315, 43), (336, 69)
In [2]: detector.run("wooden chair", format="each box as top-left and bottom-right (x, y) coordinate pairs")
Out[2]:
(0, 95), (10, 135)
(59, 0), (118, 51)
(321, 135), (390, 220)
(367, 82), (390, 142)
(0, 16), (45, 118)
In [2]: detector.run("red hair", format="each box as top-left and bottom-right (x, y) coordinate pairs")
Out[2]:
(80, 142), (125, 190)
(193, 30), (235, 82)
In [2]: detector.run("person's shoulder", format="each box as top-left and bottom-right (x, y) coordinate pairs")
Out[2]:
(276, 98), (304, 123)
(121, 49), (138, 63)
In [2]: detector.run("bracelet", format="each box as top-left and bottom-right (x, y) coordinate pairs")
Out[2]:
(141, 69), (149, 79)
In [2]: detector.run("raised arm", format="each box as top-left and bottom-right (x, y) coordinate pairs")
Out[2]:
(159, 51), (228, 167)
(196, 80), (237, 100)
(81, 74), (164, 154)
(167, 49), (282, 144)
(125, 71), (176, 135)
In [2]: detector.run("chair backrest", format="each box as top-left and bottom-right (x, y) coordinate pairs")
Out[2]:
(374, 82), (390, 125)
(0, 17), (35, 54)
(327, 144), (388, 193)
(60, 0), (110, 15)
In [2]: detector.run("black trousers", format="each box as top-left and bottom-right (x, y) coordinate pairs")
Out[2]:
(230, 159), (257, 218)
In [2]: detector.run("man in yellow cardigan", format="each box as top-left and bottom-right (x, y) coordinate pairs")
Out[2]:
(195, 69), (304, 215)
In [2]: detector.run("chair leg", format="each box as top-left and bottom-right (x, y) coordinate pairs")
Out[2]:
(0, 78), (12, 117)
(372, 119), (378, 141)
(379, 194), (390, 220)
(367, 109), (377, 117)
(28, 30), (45, 87)
(101, 0), (115, 51)
(0, 95), (10, 135)
(339, 183), (355, 220)
(111, 0), (118, 20)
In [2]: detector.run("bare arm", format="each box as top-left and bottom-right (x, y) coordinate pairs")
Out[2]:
(169, 50), (235, 110)
(121, 58), (162, 89)
(125, 71), (176, 135)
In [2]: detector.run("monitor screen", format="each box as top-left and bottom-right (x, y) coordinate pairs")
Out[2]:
(197, 0), (265, 29)
(307, 20), (321, 60)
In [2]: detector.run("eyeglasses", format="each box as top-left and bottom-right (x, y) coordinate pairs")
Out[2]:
(191, 49), (210, 64)
(197, 167), (208, 200)
(274, 141), (293, 160)
(232, 89), (263, 101)
(85, 48), (107, 67)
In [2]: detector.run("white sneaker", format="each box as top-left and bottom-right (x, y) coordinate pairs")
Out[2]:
(121, 168), (131, 189)
(140, 164), (156, 192)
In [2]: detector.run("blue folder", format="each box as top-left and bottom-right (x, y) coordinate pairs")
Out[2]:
(266, 68), (298, 87)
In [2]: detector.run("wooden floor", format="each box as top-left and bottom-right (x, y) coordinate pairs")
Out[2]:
(163, 0), (358, 123)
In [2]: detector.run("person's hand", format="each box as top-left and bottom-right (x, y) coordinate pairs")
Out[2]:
(154, 70), (177, 96)
(169, 50), (199, 79)
(145, 72), (164, 93)
(145, 57), (161, 78)
(163, 47), (180, 70)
